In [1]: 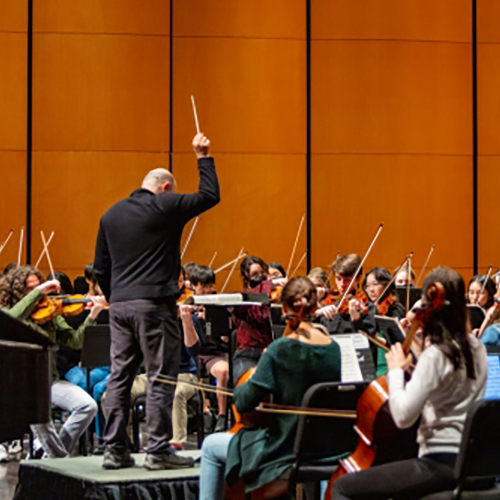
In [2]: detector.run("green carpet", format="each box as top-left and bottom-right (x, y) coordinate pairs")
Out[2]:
(21, 451), (201, 483)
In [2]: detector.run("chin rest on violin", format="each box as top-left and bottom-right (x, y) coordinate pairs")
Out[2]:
(31, 294), (93, 324)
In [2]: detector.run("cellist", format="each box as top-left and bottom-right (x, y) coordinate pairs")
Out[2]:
(329, 267), (487, 499)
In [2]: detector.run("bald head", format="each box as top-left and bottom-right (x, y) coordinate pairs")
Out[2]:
(142, 168), (176, 194)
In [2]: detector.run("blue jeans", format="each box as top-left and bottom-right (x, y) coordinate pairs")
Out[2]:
(482, 324), (500, 349)
(199, 432), (233, 500)
(65, 366), (110, 439)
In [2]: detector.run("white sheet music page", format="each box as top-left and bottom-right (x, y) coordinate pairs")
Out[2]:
(330, 334), (364, 383)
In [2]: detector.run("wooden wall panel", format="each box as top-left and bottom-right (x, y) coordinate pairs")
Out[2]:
(172, 38), (306, 154)
(311, 2), (473, 280)
(32, 152), (168, 277)
(312, 0), (470, 42)
(477, 1), (500, 273)
(34, 0), (169, 35)
(0, 1), (26, 272)
(33, 35), (170, 152)
(174, 0), (304, 39)
(174, 153), (306, 292)
(312, 41), (471, 155)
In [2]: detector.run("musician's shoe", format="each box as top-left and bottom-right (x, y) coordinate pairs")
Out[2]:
(203, 411), (215, 434)
(102, 448), (135, 469)
(214, 415), (227, 433)
(144, 451), (195, 470)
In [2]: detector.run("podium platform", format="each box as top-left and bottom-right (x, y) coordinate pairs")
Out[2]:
(14, 450), (201, 500)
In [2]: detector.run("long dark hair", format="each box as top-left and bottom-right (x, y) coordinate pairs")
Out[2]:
(0, 265), (44, 308)
(467, 274), (496, 309)
(240, 256), (268, 289)
(422, 267), (475, 379)
(362, 267), (397, 302)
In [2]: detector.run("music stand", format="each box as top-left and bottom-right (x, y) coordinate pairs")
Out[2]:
(396, 287), (422, 310)
(467, 305), (486, 331)
(375, 315), (406, 346)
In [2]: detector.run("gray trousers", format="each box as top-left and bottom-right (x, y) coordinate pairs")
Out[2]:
(103, 297), (181, 454)
(31, 380), (98, 458)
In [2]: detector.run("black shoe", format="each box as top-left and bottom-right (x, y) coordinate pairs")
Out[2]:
(144, 452), (195, 470)
(214, 415), (227, 433)
(203, 412), (215, 434)
(93, 442), (106, 456)
(102, 447), (135, 470)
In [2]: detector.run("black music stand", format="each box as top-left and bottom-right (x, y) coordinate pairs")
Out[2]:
(467, 304), (486, 330)
(396, 287), (422, 310)
(80, 325), (111, 454)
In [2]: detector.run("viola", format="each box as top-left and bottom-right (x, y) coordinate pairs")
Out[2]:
(325, 281), (447, 497)
(31, 294), (94, 324)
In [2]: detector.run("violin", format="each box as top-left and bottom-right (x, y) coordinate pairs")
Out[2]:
(336, 289), (370, 316)
(177, 288), (194, 304)
(321, 290), (340, 307)
(325, 281), (447, 496)
(375, 293), (397, 317)
(31, 294), (94, 324)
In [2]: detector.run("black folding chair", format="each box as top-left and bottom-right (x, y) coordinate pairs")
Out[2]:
(420, 399), (500, 499)
(288, 381), (368, 499)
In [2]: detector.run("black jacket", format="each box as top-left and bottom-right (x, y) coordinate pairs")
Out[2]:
(94, 157), (220, 303)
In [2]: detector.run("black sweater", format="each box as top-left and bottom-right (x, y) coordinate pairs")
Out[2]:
(94, 157), (220, 303)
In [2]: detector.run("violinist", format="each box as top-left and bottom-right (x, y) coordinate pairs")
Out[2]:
(308, 267), (335, 306)
(0, 265), (106, 458)
(315, 254), (377, 337)
(467, 274), (497, 312)
(268, 262), (286, 279)
(183, 262), (198, 292)
(190, 265), (230, 433)
(232, 256), (274, 382)
(199, 277), (341, 499)
(330, 267), (488, 499)
(363, 267), (405, 376)
(395, 263), (415, 288)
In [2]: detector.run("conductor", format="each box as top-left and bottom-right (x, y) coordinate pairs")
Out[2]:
(94, 133), (219, 470)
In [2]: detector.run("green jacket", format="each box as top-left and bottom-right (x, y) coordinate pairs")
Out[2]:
(2, 288), (96, 381)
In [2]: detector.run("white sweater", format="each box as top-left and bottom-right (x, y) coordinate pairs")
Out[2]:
(387, 335), (488, 456)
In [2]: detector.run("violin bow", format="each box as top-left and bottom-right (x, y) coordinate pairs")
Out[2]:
(416, 244), (435, 288)
(17, 227), (24, 266)
(40, 230), (56, 280)
(34, 230), (55, 268)
(374, 251), (413, 306)
(208, 251), (217, 268)
(151, 374), (356, 419)
(0, 229), (14, 257)
(405, 253), (413, 314)
(221, 247), (245, 293)
(191, 95), (201, 134)
(181, 216), (199, 260)
(214, 250), (248, 274)
(286, 214), (305, 277)
(290, 251), (307, 278)
(337, 223), (384, 311)
(477, 265), (493, 306)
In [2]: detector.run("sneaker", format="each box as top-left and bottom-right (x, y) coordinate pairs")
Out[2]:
(102, 448), (135, 470)
(214, 415), (227, 433)
(144, 452), (195, 470)
(203, 412), (215, 434)
(169, 442), (183, 451)
(0, 444), (8, 463)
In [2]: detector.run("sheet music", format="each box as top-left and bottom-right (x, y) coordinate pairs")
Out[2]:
(331, 335), (364, 383)
(485, 355), (500, 400)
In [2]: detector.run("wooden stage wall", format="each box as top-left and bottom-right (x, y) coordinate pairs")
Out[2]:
(0, 1), (497, 291)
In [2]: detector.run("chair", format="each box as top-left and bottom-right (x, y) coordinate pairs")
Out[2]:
(420, 399), (500, 499)
(287, 381), (367, 499)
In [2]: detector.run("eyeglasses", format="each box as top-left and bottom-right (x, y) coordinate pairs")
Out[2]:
(365, 282), (382, 289)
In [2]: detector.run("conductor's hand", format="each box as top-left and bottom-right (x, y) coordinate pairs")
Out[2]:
(193, 133), (210, 159)
(36, 280), (61, 295)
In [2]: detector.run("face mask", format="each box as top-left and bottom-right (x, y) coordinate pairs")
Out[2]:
(249, 275), (266, 289)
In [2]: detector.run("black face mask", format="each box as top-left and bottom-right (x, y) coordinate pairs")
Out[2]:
(249, 275), (267, 289)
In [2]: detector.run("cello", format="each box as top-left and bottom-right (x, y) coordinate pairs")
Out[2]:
(325, 281), (447, 496)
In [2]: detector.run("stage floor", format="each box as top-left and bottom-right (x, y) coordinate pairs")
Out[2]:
(14, 451), (201, 500)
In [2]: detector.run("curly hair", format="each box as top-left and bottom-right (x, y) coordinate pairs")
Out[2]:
(0, 265), (43, 308)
